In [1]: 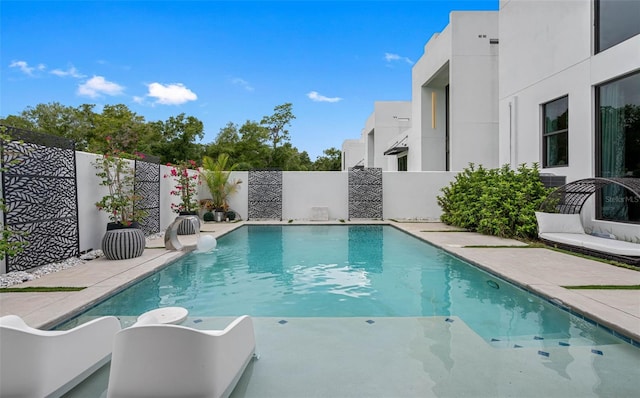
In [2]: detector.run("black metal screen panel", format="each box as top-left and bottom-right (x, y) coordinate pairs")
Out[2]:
(348, 167), (382, 219)
(539, 177), (640, 214)
(1, 126), (79, 272)
(248, 170), (282, 220)
(135, 155), (161, 236)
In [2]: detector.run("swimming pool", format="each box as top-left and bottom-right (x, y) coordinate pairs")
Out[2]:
(64, 225), (640, 397)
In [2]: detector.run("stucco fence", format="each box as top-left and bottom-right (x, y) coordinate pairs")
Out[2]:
(74, 152), (457, 266)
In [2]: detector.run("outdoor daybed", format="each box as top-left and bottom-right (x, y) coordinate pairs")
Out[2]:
(535, 212), (640, 265)
(536, 177), (640, 266)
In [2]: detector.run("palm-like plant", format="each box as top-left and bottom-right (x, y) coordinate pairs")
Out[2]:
(201, 154), (242, 212)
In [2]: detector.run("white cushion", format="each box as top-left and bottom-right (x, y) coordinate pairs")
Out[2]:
(535, 212), (585, 234)
(540, 232), (640, 256)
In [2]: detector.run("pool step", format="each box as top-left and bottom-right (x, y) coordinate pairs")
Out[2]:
(487, 333), (595, 349)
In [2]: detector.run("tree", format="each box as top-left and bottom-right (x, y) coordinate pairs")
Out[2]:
(235, 120), (271, 170)
(260, 102), (296, 153)
(272, 143), (313, 171)
(0, 102), (96, 150)
(204, 122), (240, 165)
(313, 147), (342, 171)
(90, 104), (152, 154)
(155, 113), (205, 164)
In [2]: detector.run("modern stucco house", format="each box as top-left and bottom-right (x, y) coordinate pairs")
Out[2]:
(498, 0), (639, 235)
(342, 11), (499, 173)
(341, 101), (411, 171)
(408, 11), (499, 172)
(342, 0), (639, 236)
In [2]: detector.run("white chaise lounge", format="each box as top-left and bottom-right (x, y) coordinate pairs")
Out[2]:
(535, 212), (640, 265)
(106, 315), (256, 398)
(0, 315), (122, 397)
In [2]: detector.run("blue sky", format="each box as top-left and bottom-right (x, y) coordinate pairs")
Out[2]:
(1, 0), (498, 159)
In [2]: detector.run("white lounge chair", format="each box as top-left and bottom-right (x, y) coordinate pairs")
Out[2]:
(107, 315), (256, 398)
(0, 314), (121, 398)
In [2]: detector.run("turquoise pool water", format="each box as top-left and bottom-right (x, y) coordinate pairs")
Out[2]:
(62, 225), (640, 397)
(68, 225), (622, 345)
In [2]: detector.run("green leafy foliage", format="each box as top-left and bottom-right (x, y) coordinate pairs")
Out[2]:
(1, 101), (341, 170)
(201, 154), (242, 211)
(93, 136), (147, 226)
(0, 127), (28, 260)
(437, 163), (551, 239)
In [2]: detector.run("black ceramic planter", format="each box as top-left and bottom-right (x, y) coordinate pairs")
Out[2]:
(101, 227), (145, 260)
(177, 212), (200, 235)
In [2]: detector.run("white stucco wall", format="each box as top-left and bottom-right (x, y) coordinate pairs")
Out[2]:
(383, 172), (457, 220)
(72, 160), (455, 252)
(410, 11), (499, 172)
(498, 0), (592, 179)
(76, 151), (114, 253)
(282, 172), (349, 220)
(498, 0), (640, 236)
(76, 153), (186, 253)
(341, 139), (365, 171)
(498, 0), (640, 180)
(362, 101), (412, 171)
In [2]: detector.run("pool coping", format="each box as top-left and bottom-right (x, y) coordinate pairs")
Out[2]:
(0, 220), (638, 345)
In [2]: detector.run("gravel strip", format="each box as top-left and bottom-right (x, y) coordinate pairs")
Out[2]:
(0, 232), (165, 288)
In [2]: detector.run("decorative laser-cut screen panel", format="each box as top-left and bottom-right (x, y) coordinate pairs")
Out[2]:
(135, 156), (161, 236)
(1, 126), (79, 272)
(248, 170), (282, 220)
(348, 167), (382, 219)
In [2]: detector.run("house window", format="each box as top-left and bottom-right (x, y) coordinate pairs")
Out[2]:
(596, 72), (640, 223)
(542, 96), (568, 168)
(397, 155), (408, 171)
(595, 0), (640, 53)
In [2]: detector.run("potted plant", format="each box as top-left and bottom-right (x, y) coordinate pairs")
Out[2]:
(94, 136), (147, 260)
(201, 154), (242, 222)
(200, 199), (215, 222)
(164, 160), (201, 234)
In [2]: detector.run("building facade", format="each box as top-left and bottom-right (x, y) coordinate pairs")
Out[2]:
(409, 11), (499, 172)
(498, 0), (640, 233)
(342, 0), (638, 235)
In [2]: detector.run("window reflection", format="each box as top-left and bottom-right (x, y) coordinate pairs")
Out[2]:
(596, 0), (640, 53)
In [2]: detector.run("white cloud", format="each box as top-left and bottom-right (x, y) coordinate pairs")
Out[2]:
(9, 60), (45, 76)
(231, 77), (254, 91)
(77, 76), (124, 98)
(307, 91), (343, 103)
(50, 66), (85, 78)
(384, 52), (413, 65)
(146, 82), (197, 105)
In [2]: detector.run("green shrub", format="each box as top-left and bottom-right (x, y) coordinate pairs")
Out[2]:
(203, 211), (215, 222)
(437, 163), (551, 239)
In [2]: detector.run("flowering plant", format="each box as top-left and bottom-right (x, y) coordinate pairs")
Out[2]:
(164, 159), (201, 213)
(94, 136), (147, 226)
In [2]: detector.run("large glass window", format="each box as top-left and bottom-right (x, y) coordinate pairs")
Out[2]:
(542, 96), (569, 168)
(596, 71), (640, 222)
(596, 0), (640, 53)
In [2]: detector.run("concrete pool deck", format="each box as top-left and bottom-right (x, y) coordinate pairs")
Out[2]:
(0, 220), (638, 344)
